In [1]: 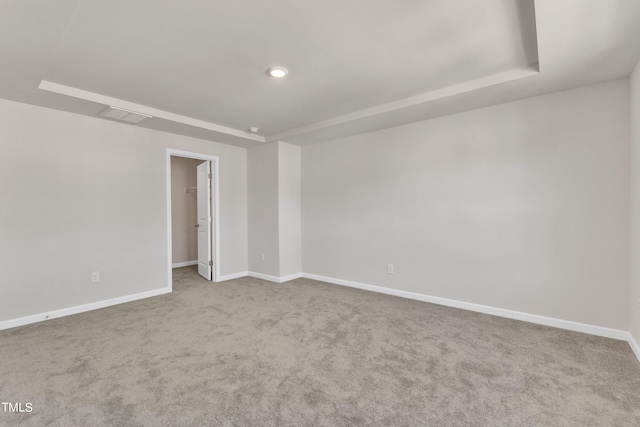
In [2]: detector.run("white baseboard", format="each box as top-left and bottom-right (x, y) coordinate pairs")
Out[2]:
(172, 260), (198, 268)
(218, 271), (249, 282)
(280, 272), (303, 282)
(248, 271), (283, 283)
(248, 271), (303, 283)
(301, 273), (630, 342)
(628, 333), (640, 362)
(4, 269), (638, 364)
(0, 287), (172, 332)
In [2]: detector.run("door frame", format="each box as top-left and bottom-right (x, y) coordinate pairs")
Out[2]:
(166, 149), (220, 288)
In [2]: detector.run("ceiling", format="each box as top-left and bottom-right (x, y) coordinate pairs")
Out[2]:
(1, 0), (639, 148)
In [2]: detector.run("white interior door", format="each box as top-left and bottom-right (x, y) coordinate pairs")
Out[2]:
(196, 161), (212, 280)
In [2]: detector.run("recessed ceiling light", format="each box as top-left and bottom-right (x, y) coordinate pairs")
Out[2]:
(248, 127), (259, 133)
(267, 66), (288, 78)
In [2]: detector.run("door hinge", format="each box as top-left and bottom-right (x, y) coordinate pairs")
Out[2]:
(209, 260), (213, 266)
(208, 173), (212, 179)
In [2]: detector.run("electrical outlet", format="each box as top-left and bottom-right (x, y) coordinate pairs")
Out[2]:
(91, 272), (100, 283)
(387, 264), (394, 274)
(260, 253), (265, 261)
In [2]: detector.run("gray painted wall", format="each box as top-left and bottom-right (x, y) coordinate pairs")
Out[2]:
(278, 141), (301, 277)
(247, 141), (301, 278)
(302, 79), (630, 330)
(248, 142), (280, 276)
(630, 60), (640, 343)
(1, 76), (636, 337)
(0, 98), (248, 322)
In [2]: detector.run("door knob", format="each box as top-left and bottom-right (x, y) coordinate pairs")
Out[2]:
(195, 224), (200, 228)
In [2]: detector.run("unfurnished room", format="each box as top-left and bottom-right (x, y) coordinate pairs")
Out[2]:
(1, 0), (640, 425)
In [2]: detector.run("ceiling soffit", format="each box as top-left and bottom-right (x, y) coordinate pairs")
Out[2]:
(34, 0), (539, 146)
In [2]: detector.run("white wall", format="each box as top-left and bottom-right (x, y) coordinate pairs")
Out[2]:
(0, 98), (247, 323)
(302, 79), (630, 330)
(170, 156), (201, 264)
(630, 59), (640, 343)
(248, 142), (280, 276)
(278, 141), (301, 277)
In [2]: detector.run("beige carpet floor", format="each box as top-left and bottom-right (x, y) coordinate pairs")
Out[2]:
(1, 266), (639, 426)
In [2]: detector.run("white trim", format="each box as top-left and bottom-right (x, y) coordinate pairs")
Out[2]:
(248, 271), (303, 283)
(212, 158), (221, 283)
(248, 271), (283, 283)
(267, 67), (538, 142)
(217, 271), (303, 283)
(301, 273), (629, 341)
(166, 152), (172, 290)
(167, 149), (221, 286)
(280, 272), (303, 282)
(172, 260), (198, 268)
(628, 333), (640, 362)
(218, 271), (249, 282)
(0, 288), (171, 331)
(38, 81), (265, 143)
(4, 269), (637, 363)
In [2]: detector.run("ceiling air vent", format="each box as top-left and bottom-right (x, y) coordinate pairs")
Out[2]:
(98, 106), (152, 124)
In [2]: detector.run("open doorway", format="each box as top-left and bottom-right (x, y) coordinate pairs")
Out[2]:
(166, 149), (220, 287)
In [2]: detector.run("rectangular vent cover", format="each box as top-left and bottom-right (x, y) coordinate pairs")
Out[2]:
(98, 106), (152, 123)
